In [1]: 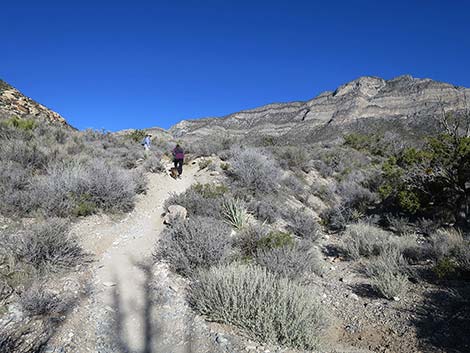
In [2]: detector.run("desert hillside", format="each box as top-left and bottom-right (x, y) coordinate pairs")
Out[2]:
(0, 80), (71, 127)
(1, 77), (469, 353)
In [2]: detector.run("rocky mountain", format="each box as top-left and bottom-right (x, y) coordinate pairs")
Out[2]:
(169, 75), (470, 141)
(0, 79), (71, 127)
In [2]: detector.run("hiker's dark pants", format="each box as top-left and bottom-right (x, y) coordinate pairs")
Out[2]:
(174, 159), (183, 175)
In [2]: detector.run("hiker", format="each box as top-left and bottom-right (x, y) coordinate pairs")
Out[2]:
(172, 144), (184, 177)
(142, 134), (152, 154)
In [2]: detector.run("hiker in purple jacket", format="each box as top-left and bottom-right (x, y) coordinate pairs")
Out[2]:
(172, 144), (185, 177)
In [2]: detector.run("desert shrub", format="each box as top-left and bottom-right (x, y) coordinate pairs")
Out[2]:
(283, 207), (320, 241)
(255, 240), (324, 279)
(378, 132), (470, 224)
(257, 231), (294, 250)
(338, 180), (378, 213)
(220, 162), (230, 171)
(0, 140), (49, 170)
(14, 219), (84, 271)
(31, 159), (139, 216)
(248, 196), (281, 224)
(385, 215), (413, 235)
(364, 246), (409, 299)
(19, 282), (71, 316)
(154, 217), (231, 277)
(192, 183), (228, 197)
(0, 239), (36, 297)
(274, 146), (310, 171)
(429, 228), (470, 276)
(341, 222), (392, 260)
(222, 198), (249, 230)
(321, 205), (348, 231)
(310, 182), (336, 203)
(2, 116), (37, 131)
(234, 223), (269, 258)
(229, 148), (281, 194)
(189, 263), (328, 350)
(126, 129), (147, 143)
(198, 158), (213, 170)
(165, 183), (227, 218)
(143, 154), (165, 173)
(282, 174), (306, 195)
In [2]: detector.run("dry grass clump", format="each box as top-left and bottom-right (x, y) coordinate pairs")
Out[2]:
(154, 217), (231, 277)
(364, 246), (410, 299)
(143, 154), (165, 173)
(189, 263), (328, 350)
(429, 228), (470, 277)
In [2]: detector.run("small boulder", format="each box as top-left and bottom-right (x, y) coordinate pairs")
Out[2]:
(163, 205), (187, 225)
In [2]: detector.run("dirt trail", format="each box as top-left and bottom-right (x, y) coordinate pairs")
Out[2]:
(45, 162), (212, 353)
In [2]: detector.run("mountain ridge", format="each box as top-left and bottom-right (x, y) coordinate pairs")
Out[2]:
(168, 75), (470, 140)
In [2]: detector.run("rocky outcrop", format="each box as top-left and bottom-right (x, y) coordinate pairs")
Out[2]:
(0, 79), (71, 127)
(169, 75), (470, 140)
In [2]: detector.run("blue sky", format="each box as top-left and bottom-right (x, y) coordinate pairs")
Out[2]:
(1, 0), (470, 131)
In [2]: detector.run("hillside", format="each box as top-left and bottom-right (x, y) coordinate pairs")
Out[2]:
(0, 79), (71, 127)
(170, 75), (470, 141)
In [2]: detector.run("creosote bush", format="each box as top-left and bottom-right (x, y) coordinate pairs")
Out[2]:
(154, 217), (231, 277)
(189, 263), (328, 350)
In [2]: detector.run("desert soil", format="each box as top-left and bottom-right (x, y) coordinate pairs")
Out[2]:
(44, 162), (228, 353)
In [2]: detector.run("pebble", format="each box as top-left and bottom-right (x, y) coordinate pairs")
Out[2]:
(102, 282), (116, 287)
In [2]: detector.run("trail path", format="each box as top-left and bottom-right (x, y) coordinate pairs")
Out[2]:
(45, 162), (223, 353)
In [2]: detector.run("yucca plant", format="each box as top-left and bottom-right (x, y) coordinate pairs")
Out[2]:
(222, 198), (249, 230)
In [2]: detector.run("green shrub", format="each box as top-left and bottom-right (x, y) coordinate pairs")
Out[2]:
(189, 263), (328, 350)
(126, 129), (147, 143)
(2, 116), (37, 131)
(433, 258), (459, 279)
(257, 231), (294, 250)
(72, 194), (97, 217)
(220, 162), (229, 171)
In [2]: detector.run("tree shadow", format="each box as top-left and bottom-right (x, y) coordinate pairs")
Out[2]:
(411, 283), (470, 353)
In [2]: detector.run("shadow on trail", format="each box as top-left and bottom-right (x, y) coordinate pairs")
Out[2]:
(109, 262), (197, 353)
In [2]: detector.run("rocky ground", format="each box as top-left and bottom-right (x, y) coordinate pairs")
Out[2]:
(2, 158), (469, 353)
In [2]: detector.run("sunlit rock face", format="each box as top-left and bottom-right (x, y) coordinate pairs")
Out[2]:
(0, 80), (71, 127)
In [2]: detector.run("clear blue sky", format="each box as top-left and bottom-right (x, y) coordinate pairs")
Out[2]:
(1, 0), (469, 131)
